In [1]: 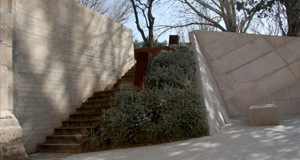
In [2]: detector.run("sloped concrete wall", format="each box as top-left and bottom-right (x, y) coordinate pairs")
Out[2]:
(12, 0), (135, 153)
(191, 30), (300, 118)
(189, 33), (230, 135)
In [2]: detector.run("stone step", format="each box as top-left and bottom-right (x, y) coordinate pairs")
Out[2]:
(37, 143), (83, 153)
(54, 127), (94, 135)
(69, 113), (103, 121)
(117, 78), (135, 83)
(124, 71), (135, 77)
(113, 80), (134, 87)
(87, 96), (111, 103)
(90, 93), (111, 99)
(76, 106), (109, 114)
(82, 101), (111, 108)
(93, 89), (119, 97)
(45, 135), (88, 144)
(35, 65), (137, 154)
(62, 120), (101, 127)
(121, 74), (135, 79)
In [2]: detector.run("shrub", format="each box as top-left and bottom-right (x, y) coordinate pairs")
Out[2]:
(84, 44), (208, 150)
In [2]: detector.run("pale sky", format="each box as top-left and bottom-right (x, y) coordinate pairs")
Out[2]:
(123, 1), (181, 43)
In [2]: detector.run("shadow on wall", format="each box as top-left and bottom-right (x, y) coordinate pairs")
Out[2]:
(189, 33), (230, 135)
(13, 0), (134, 153)
(192, 30), (300, 118)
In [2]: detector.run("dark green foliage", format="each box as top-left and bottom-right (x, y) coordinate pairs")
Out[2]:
(133, 39), (168, 49)
(84, 45), (208, 149)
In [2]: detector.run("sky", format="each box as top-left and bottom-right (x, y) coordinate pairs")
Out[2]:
(123, 1), (182, 43)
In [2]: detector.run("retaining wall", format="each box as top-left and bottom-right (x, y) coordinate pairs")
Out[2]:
(190, 33), (230, 135)
(12, 0), (134, 153)
(191, 30), (300, 118)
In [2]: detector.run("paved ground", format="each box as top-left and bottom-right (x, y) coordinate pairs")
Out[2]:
(29, 115), (300, 160)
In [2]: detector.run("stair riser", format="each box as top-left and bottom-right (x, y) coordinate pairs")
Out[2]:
(120, 75), (135, 80)
(87, 97), (110, 103)
(62, 121), (100, 127)
(54, 128), (92, 135)
(124, 72), (135, 77)
(83, 103), (110, 108)
(118, 79), (135, 83)
(76, 108), (107, 114)
(93, 91), (115, 97)
(45, 136), (87, 144)
(114, 82), (134, 88)
(69, 115), (102, 121)
(37, 144), (82, 153)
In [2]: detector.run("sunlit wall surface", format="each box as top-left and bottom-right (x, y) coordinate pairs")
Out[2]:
(12, 0), (135, 153)
(191, 30), (300, 118)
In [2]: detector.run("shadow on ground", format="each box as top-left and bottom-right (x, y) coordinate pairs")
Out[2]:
(29, 115), (300, 160)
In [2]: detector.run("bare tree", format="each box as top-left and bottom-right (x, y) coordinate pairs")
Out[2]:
(130, 0), (156, 47)
(280, 0), (300, 36)
(73, 0), (109, 14)
(159, 0), (270, 34)
(107, 0), (132, 24)
(238, 0), (299, 36)
(176, 0), (238, 32)
(73, 0), (131, 24)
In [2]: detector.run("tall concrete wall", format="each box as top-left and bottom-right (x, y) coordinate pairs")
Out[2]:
(12, 0), (135, 153)
(189, 33), (230, 135)
(191, 30), (300, 118)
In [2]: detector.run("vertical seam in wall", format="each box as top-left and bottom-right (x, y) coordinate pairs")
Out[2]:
(192, 32), (232, 119)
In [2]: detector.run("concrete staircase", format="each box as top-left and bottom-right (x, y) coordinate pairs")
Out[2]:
(37, 65), (136, 153)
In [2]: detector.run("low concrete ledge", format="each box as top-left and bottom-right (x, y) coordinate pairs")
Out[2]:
(249, 104), (280, 126)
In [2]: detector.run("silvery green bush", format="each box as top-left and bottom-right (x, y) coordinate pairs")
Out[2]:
(85, 44), (208, 149)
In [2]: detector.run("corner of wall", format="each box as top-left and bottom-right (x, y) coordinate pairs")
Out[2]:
(189, 31), (230, 135)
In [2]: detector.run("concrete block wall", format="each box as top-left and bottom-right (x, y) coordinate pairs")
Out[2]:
(191, 30), (300, 118)
(12, 0), (135, 153)
(189, 33), (230, 135)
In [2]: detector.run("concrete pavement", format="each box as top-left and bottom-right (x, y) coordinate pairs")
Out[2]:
(29, 115), (300, 160)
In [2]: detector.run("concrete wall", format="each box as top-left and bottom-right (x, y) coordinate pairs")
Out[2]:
(192, 30), (300, 118)
(12, 0), (135, 153)
(189, 33), (230, 135)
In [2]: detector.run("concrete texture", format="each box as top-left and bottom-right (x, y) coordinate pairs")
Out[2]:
(28, 115), (300, 160)
(189, 33), (230, 135)
(191, 31), (300, 118)
(12, 0), (135, 153)
(249, 104), (280, 126)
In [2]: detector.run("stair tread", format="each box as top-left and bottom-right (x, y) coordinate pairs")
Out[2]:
(47, 135), (88, 137)
(69, 113), (103, 116)
(94, 89), (119, 93)
(82, 101), (110, 104)
(56, 127), (95, 129)
(36, 66), (138, 153)
(63, 119), (101, 122)
(77, 106), (109, 109)
(39, 143), (81, 146)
